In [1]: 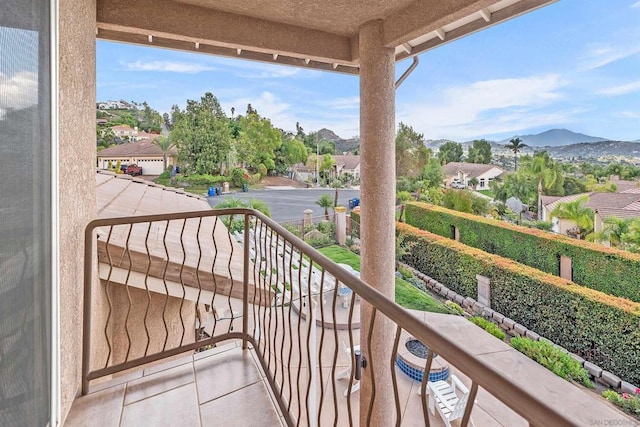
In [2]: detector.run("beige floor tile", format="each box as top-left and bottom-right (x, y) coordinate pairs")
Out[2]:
(124, 362), (194, 405)
(64, 384), (125, 427)
(194, 347), (262, 404)
(199, 382), (283, 427)
(120, 383), (200, 427)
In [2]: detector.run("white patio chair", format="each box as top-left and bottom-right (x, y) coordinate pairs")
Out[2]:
(427, 374), (475, 427)
(336, 341), (360, 396)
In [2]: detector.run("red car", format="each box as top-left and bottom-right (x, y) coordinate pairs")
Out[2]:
(125, 164), (143, 176)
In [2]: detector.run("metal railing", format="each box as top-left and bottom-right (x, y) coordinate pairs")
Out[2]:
(83, 208), (574, 426)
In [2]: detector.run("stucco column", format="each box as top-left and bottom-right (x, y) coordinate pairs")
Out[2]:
(358, 19), (396, 427)
(59, 0), (97, 421)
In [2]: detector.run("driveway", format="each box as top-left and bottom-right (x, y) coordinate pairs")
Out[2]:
(207, 188), (361, 222)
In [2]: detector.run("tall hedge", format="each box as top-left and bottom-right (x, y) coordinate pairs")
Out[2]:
(405, 202), (640, 302)
(397, 222), (640, 384)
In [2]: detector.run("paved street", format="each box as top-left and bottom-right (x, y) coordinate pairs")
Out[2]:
(207, 188), (361, 222)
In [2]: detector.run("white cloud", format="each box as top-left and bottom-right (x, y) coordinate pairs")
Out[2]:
(221, 91), (359, 137)
(617, 111), (640, 119)
(632, 1), (640, 8)
(598, 80), (640, 96)
(579, 43), (640, 70)
(122, 60), (216, 73)
(397, 74), (567, 139)
(0, 72), (38, 115)
(315, 96), (360, 110)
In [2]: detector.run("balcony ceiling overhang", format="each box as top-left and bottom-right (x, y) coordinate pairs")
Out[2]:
(97, 0), (556, 74)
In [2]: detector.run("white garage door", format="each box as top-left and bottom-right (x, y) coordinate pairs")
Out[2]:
(135, 159), (164, 175)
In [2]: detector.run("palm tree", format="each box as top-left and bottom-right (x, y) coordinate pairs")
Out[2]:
(590, 216), (633, 248)
(506, 138), (527, 170)
(550, 196), (594, 239)
(330, 179), (341, 207)
(152, 136), (175, 172)
(316, 194), (334, 220)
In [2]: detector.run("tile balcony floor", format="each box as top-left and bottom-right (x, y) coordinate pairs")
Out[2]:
(65, 339), (529, 427)
(66, 309), (634, 426)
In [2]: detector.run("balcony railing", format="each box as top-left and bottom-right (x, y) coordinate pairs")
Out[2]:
(83, 208), (578, 426)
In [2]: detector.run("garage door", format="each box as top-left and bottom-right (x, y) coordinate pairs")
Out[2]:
(136, 159), (164, 175)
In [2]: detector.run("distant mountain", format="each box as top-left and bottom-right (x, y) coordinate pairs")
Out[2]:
(545, 140), (640, 159)
(499, 128), (607, 147)
(316, 128), (360, 153)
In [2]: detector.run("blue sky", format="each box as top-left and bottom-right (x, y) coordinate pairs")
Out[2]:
(97, 0), (640, 142)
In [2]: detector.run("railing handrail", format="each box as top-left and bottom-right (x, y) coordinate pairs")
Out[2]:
(84, 207), (575, 425)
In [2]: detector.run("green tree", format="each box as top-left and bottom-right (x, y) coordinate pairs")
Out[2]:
(522, 151), (564, 196)
(590, 216), (634, 249)
(563, 176), (587, 195)
(395, 122), (430, 177)
(316, 194), (334, 220)
(279, 137), (308, 167)
(171, 92), (232, 175)
(152, 135), (175, 171)
(319, 154), (335, 181)
(419, 158), (444, 189)
(506, 137), (527, 170)
(493, 173), (536, 204)
(442, 189), (473, 213)
(236, 110), (283, 171)
(467, 139), (492, 164)
(550, 196), (594, 239)
(437, 141), (463, 164)
(468, 177), (479, 189)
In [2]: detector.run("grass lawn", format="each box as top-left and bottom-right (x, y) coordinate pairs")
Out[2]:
(476, 189), (495, 198)
(317, 245), (451, 314)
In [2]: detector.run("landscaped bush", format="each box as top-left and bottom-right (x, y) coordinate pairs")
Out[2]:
(316, 221), (335, 236)
(602, 389), (640, 416)
(397, 266), (414, 279)
(511, 337), (593, 388)
(406, 276), (427, 292)
(404, 202), (640, 302)
(445, 301), (464, 315)
(397, 222), (640, 384)
(179, 174), (228, 187)
(469, 316), (506, 341)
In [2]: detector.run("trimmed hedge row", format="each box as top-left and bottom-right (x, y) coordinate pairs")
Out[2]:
(404, 202), (640, 302)
(397, 222), (640, 384)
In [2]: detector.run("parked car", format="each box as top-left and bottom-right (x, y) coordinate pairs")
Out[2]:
(450, 180), (466, 189)
(125, 164), (143, 176)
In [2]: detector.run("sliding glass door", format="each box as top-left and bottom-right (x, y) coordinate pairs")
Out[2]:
(0, 0), (52, 425)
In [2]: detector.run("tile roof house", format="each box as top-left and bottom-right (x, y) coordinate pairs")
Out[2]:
(442, 162), (504, 189)
(332, 155), (361, 179)
(541, 191), (640, 236)
(97, 139), (177, 175)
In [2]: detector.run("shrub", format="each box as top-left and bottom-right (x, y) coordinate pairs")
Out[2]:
(304, 233), (333, 248)
(404, 202), (640, 302)
(257, 163), (268, 177)
(445, 301), (464, 315)
(231, 167), (250, 187)
(180, 174), (228, 187)
(397, 222), (640, 384)
(511, 337), (593, 388)
(469, 316), (506, 341)
(602, 389), (640, 416)
(316, 221), (335, 235)
(397, 266), (414, 279)
(407, 276), (427, 292)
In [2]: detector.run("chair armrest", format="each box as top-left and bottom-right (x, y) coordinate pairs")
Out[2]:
(451, 375), (469, 394)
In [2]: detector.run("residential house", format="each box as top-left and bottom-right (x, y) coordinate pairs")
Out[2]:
(5, 1), (628, 426)
(97, 139), (177, 174)
(442, 162), (504, 189)
(332, 155), (361, 180)
(541, 191), (640, 236)
(111, 124), (139, 141)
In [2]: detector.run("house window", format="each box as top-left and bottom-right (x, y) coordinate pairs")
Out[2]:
(480, 178), (485, 188)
